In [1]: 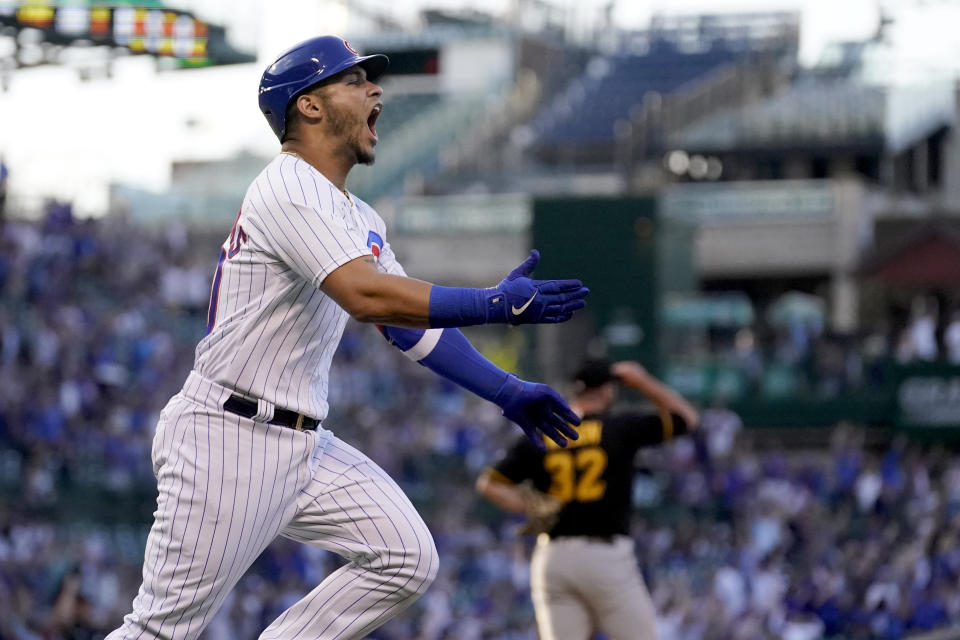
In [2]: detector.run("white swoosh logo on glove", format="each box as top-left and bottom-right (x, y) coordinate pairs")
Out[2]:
(511, 291), (538, 315)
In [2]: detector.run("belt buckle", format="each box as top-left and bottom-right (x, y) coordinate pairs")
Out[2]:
(294, 413), (305, 431)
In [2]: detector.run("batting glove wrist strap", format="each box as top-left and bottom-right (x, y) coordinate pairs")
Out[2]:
(427, 285), (493, 327)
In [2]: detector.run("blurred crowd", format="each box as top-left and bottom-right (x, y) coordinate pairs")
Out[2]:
(669, 295), (960, 403)
(0, 203), (214, 506)
(640, 421), (960, 640)
(2, 210), (960, 640)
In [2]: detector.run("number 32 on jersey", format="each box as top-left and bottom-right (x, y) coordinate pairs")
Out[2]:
(543, 420), (608, 503)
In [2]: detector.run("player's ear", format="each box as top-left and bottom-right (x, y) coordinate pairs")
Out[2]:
(294, 92), (324, 122)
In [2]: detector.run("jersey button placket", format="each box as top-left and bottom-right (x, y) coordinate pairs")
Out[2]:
(344, 197), (364, 231)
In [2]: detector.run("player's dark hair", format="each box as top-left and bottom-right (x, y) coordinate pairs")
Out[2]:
(572, 358), (614, 390)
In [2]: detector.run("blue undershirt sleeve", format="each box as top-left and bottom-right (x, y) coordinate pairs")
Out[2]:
(377, 325), (510, 401)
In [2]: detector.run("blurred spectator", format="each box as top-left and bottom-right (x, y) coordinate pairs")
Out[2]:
(897, 296), (938, 363)
(944, 310), (960, 364)
(861, 321), (892, 389)
(0, 157), (7, 225)
(700, 395), (743, 462)
(733, 328), (764, 391)
(49, 568), (100, 640)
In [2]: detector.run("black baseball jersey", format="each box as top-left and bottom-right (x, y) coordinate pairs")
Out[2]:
(489, 409), (687, 538)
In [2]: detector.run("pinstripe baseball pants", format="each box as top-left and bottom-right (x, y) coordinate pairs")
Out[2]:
(107, 372), (438, 640)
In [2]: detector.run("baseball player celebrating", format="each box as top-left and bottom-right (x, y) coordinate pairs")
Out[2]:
(106, 36), (588, 640)
(477, 358), (699, 640)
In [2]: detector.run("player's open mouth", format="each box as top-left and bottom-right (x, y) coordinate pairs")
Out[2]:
(367, 103), (382, 140)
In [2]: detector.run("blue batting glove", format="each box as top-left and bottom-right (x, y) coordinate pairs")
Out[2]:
(487, 250), (589, 325)
(493, 374), (581, 450)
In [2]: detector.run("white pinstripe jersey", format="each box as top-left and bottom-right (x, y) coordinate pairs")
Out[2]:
(194, 153), (406, 420)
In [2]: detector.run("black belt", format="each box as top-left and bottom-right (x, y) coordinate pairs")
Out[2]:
(223, 394), (319, 431)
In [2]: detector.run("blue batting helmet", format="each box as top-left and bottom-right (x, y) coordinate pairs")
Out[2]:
(258, 36), (389, 141)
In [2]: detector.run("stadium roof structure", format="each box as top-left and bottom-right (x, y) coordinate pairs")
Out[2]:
(670, 81), (956, 155)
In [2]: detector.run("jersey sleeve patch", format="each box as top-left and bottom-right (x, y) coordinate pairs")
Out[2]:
(367, 230), (383, 258)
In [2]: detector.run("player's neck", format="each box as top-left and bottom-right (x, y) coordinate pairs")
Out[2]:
(570, 395), (608, 417)
(281, 141), (352, 194)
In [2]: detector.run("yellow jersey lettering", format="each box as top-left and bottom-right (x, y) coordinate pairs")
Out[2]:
(543, 445), (609, 503)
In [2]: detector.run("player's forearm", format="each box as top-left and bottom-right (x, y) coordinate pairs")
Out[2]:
(322, 251), (588, 329)
(476, 472), (528, 513)
(343, 273), (435, 327)
(321, 267), (500, 328)
(614, 362), (699, 429)
(339, 278), (503, 328)
(320, 257), (434, 326)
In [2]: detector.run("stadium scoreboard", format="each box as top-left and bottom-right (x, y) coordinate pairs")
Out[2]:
(0, 2), (254, 68)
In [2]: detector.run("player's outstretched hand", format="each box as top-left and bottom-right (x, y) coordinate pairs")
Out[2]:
(493, 374), (581, 450)
(489, 250), (588, 325)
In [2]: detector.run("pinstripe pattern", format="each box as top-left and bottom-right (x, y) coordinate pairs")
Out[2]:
(108, 373), (437, 640)
(194, 153), (405, 420)
(108, 152), (436, 640)
(262, 437), (438, 640)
